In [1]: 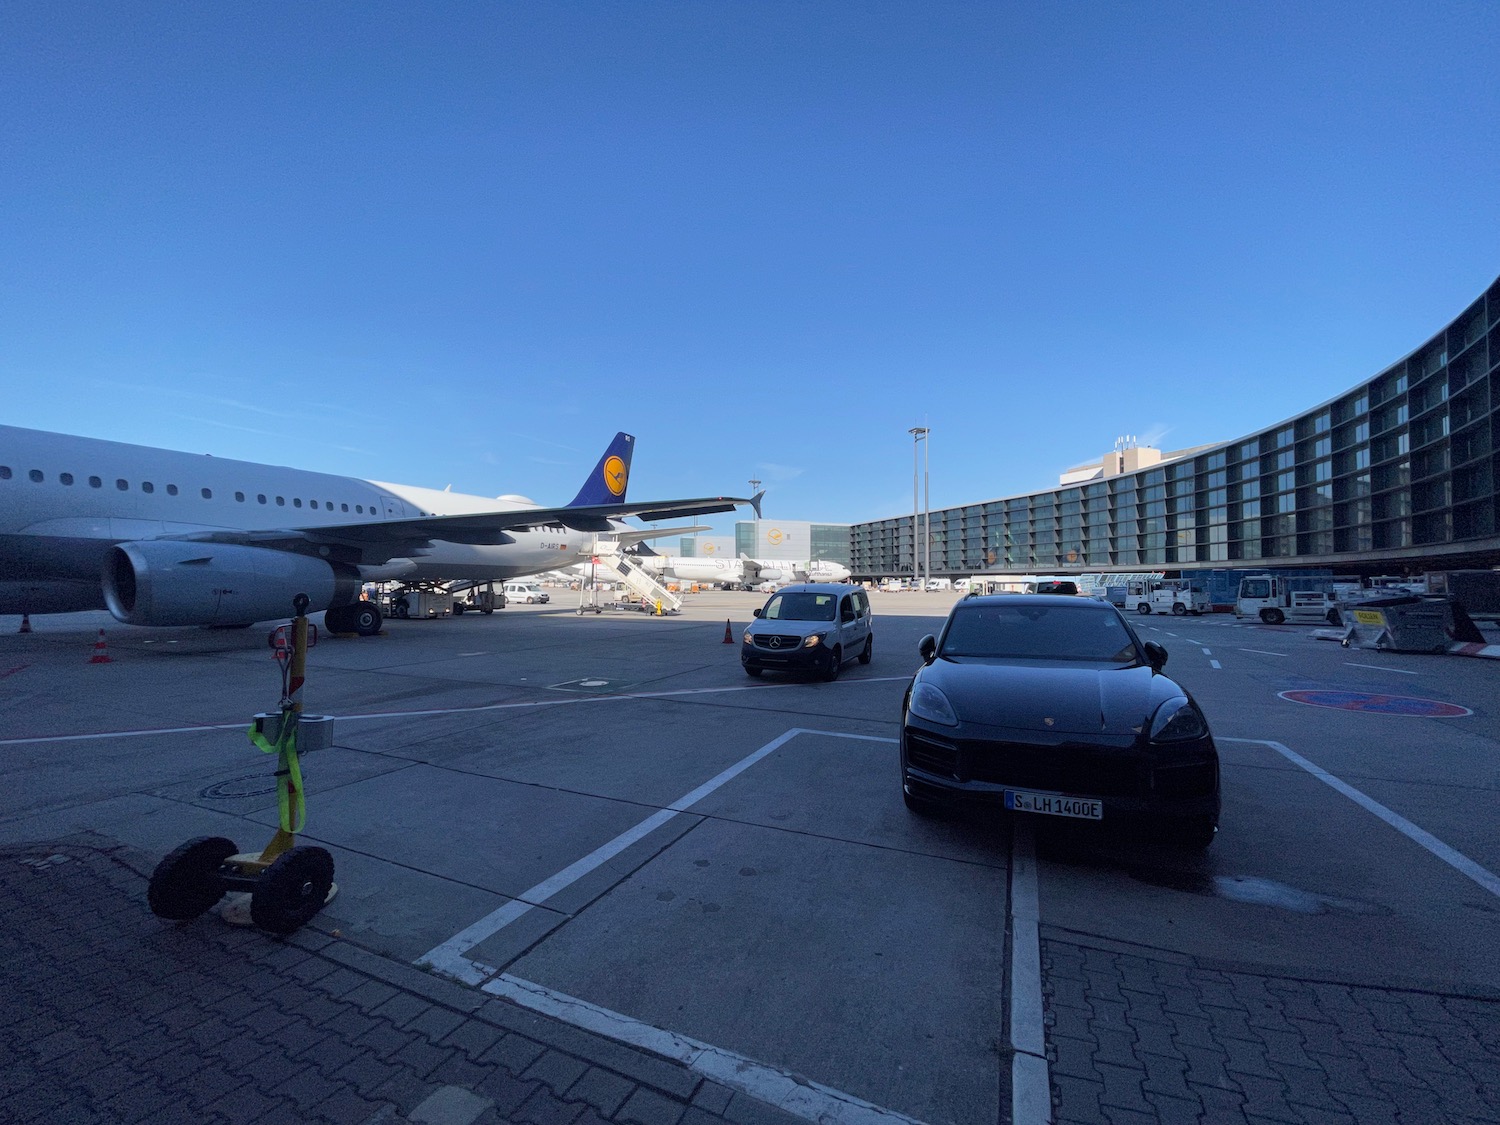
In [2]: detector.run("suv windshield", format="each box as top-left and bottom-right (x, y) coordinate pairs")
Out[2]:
(764, 592), (838, 622)
(940, 604), (1140, 663)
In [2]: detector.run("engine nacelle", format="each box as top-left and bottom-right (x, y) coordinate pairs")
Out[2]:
(103, 540), (353, 627)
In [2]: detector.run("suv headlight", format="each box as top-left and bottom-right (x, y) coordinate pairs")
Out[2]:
(908, 682), (959, 727)
(1150, 698), (1208, 743)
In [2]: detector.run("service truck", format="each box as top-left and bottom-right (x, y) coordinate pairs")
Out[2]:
(1233, 574), (1344, 625)
(1132, 581), (1211, 617)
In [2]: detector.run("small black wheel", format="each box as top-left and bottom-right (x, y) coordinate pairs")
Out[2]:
(822, 646), (842, 682)
(395, 601), (410, 619)
(251, 846), (335, 935)
(481, 607), (494, 615)
(1260, 608), (1285, 625)
(453, 602), (465, 615)
(858, 636), (873, 665)
(1171, 603), (1186, 616)
(148, 836), (238, 920)
(1137, 603), (1151, 615)
(353, 604), (382, 635)
(1327, 609), (1342, 626)
(745, 666), (763, 678)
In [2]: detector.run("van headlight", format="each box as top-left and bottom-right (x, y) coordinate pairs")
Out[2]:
(803, 633), (825, 648)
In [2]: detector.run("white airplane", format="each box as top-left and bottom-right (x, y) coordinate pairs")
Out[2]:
(745, 557), (852, 584)
(0, 425), (759, 635)
(633, 553), (850, 589)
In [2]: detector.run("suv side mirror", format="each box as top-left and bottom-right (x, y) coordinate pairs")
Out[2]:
(1143, 641), (1168, 672)
(918, 634), (937, 663)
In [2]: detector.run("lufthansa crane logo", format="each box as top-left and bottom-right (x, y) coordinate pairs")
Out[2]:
(768, 528), (783, 546)
(603, 455), (627, 497)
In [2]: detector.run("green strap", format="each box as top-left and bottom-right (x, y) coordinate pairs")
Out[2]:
(247, 720), (307, 834)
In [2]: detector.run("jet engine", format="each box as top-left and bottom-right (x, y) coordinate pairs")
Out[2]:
(103, 541), (357, 627)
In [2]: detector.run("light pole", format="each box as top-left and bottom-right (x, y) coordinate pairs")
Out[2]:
(909, 427), (929, 589)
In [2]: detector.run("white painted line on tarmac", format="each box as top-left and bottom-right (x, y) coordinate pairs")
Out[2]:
(1200, 647), (1213, 656)
(1008, 818), (1052, 1124)
(0, 679), (913, 747)
(422, 727), (897, 976)
(1237, 648), (1287, 657)
(1224, 738), (1500, 900)
(1210, 660), (1222, 670)
(1344, 662), (1419, 675)
(482, 973), (928, 1125)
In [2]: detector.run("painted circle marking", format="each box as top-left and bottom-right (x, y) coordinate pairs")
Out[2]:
(1278, 690), (1471, 717)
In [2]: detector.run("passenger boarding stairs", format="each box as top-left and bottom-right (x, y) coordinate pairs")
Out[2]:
(590, 540), (682, 615)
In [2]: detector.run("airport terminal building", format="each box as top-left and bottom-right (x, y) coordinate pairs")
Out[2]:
(851, 275), (1500, 581)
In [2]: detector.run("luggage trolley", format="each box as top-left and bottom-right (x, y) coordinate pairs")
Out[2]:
(147, 594), (338, 934)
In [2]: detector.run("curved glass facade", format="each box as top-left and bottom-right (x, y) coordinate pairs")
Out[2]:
(853, 276), (1500, 578)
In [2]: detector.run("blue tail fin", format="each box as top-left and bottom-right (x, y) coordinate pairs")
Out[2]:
(567, 433), (635, 506)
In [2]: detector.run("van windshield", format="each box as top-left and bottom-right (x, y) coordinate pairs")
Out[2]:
(764, 592), (837, 622)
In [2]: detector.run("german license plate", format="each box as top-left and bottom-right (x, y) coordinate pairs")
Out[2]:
(1004, 789), (1103, 820)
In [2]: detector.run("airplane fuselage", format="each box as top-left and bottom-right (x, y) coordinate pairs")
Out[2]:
(0, 425), (604, 616)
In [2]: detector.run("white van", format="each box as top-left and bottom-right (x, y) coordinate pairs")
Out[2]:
(503, 581), (549, 604)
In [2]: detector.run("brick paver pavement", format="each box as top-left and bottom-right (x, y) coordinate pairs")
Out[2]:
(1042, 928), (1500, 1125)
(3, 834), (804, 1125)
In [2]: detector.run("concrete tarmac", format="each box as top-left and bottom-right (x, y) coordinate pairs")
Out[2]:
(3, 589), (1497, 1124)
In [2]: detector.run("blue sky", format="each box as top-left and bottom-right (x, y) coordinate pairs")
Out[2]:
(3, 2), (1497, 538)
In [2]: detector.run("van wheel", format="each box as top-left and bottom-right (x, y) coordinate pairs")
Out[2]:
(858, 636), (873, 664)
(1137, 603), (1151, 615)
(822, 646), (842, 682)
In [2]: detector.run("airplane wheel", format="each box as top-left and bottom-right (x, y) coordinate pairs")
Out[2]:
(148, 836), (237, 920)
(251, 846), (334, 935)
(353, 605), (382, 635)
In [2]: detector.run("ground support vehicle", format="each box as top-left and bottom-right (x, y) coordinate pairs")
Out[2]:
(388, 588), (454, 619)
(1131, 582), (1211, 616)
(147, 594), (337, 934)
(1234, 574), (1343, 625)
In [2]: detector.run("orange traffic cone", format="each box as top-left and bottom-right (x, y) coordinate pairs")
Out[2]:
(723, 619), (734, 644)
(89, 629), (113, 664)
(18, 614), (31, 634)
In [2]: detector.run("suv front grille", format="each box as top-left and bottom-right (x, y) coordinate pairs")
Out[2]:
(752, 634), (805, 651)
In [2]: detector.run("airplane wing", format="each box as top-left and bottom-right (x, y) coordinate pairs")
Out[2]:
(170, 494), (762, 566)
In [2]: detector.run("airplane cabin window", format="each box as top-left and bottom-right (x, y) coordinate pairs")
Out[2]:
(293, 498), (302, 508)
(201, 488), (212, 499)
(235, 492), (245, 502)
(89, 476), (102, 488)
(325, 500), (332, 509)
(60, 472), (74, 485)
(141, 482), (154, 493)
(310, 500), (318, 509)
(0, 466), (11, 479)
(30, 470), (44, 482)
(116, 479), (128, 491)
(257, 494), (267, 504)
(356, 505), (364, 513)
(276, 496), (285, 506)
(166, 484), (178, 496)
(341, 503), (349, 512)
